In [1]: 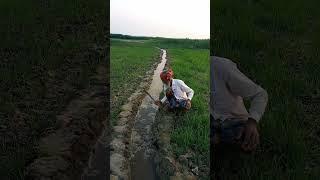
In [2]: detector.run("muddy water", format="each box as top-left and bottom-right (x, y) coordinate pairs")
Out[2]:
(129, 49), (167, 180)
(81, 122), (110, 180)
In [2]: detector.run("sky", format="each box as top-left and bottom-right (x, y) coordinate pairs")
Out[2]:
(110, 0), (210, 39)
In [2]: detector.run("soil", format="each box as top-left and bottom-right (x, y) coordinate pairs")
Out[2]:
(109, 49), (163, 179)
(152, 50), (209, 180)
(25, 64), (109, 180)
(153, 92), (199, 180)
(0, 3), (108, 179)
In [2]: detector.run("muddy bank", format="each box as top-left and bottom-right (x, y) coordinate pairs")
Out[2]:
(0, 2), (108, 178)
(110, 48), (206, 180)
(152, 50), (209, 180)
(25, 65), (108, 180)
(128, 49), (167, 180)
(153, 110), (206, 180)
(110, 49), (163, 179)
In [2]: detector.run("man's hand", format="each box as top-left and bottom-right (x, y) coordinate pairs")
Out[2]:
(185, 99), (192, 110)
(236, 118), (259, 152)
(155, 100), (162, 107)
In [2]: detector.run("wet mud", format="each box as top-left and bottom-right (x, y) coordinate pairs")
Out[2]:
(109, 49), (165, 179)
(129, 49), (167, 180)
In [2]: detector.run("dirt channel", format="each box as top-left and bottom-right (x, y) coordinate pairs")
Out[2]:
(110, 49), (165, 180)
(110, 49), (204, 180)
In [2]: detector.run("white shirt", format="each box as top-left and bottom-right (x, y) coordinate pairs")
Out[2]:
(161, 79), (194, 103)
(210, 56), (268, 122)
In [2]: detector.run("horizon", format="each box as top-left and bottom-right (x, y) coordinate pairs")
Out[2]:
(110, 33), (210, 40)
(110, 0), (210, 39)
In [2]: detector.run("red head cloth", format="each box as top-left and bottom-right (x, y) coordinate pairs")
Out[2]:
(160, 68), (173, 82)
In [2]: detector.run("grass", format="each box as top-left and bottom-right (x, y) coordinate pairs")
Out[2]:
(111, 37), (210, 178)
(149, 38), (209, 49)
(110, 37), (209, 125)
(212, 0), (320, 179)
(110, 39), (159, 124)
(0, 1), (108, 179)
(111, 34), (210, 49)
(167, 48), (210, 179)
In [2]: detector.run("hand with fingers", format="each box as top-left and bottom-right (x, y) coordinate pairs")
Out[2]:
(155, 100), (162, 107)
(185, 99), (192, 110)
(236, 118), (260, 152)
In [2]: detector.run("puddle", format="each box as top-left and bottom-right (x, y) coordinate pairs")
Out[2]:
(130, 150), (160, 180)
(129, 49), (167, 180)
(82, 124), (110, 180)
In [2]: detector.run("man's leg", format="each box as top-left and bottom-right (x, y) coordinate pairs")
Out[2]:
(211, 143), (225, 179)
(210, 115), (224, 179)
(211, 117), (247, 179)
(210, 115), (214, 178)
(176, 99), (190, 112)
(166, 98), (177, 111)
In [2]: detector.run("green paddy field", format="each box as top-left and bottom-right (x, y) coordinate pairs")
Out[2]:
(111, 37), (210, 178)
(212, 0), (320, 179)
(0, 1), (108, 179)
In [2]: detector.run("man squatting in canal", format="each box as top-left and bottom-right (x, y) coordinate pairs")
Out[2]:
(210, 56), (268, 178)
(155, 68), (194, 112)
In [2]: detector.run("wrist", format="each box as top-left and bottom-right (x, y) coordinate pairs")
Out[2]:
(247, 118), (257, 126)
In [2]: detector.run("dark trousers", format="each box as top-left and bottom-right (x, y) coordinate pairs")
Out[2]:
(167, 96), (188, 109)
(210, 115), (246, 180)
